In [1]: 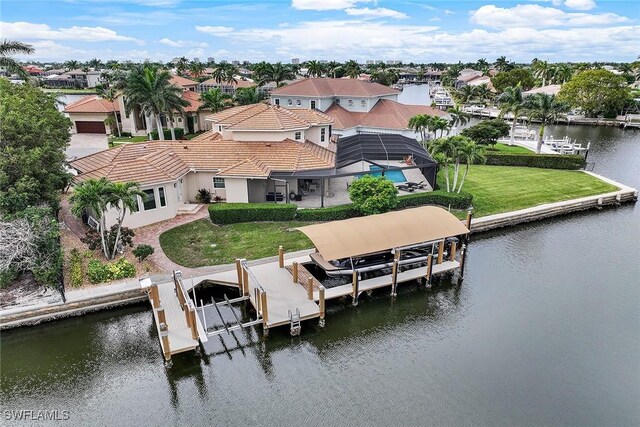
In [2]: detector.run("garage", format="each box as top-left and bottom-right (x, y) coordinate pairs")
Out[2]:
(75, 121), (106, 134)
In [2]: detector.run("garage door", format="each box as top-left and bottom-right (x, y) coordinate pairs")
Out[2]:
(76, 121), (106, 133)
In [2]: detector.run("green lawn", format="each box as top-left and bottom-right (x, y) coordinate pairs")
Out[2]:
(444, 165), (618, 217)
(489, 143), (532, 154)
(159, 220), (314, 267)
(110, 136), (148, 143)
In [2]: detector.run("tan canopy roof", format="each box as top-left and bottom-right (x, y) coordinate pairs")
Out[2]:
(297, 206), (469, 261)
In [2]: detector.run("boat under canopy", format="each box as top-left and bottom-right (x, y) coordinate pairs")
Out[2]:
(296, 206), (469, 262)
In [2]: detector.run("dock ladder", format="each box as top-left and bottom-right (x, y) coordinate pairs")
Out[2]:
(288, 308), (301, 336)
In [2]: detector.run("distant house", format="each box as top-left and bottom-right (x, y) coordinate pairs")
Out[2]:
(169, 75), (198, 92)
(270, 78), (448, 139)
(64, 96), (120, 134)
(198, 77), (256, 96)
(523, 84), (562, 96)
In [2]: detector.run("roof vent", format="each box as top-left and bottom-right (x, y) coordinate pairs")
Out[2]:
(168, 152), (174, 156)
(266, 143), (271, 147)
(183, 145), (188, 149)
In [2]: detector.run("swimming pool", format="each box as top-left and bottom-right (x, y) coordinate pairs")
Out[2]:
(365, 165), (407, 183)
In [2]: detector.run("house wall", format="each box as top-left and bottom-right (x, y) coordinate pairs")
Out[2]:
(102, 182), (179, 229)
(305, 125), (330, 146)
(68, 112), (111, 134)
(184, 171), (225, 202)
(230, 129), (307, 142)
(225, 178), (249, 203)
(270, 96), (333, 112)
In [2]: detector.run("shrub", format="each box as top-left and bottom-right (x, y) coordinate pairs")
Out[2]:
(150, 127), (184, 140)
(0, 268), (18, 289)
(296, 205), (359, 221)
(484, 153), (585, 169)
(396, 190), (473, 210)
(132, 244), (154, 262)
(87, 259), (111, 284)
(69, 248), (84, 287)
(461, 120), (510, 145)
(195, 188), (211, 204)
(348, 175), (398, 215)
(82, 226), (135, 252)
(208, 203), (298, 224)
(87, 258), (136, 284)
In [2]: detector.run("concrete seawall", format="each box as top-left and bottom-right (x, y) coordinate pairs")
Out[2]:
(1, 172), (636, 330)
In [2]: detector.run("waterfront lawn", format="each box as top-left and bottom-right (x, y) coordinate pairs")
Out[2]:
(445, 165), (619, 217)
(489, 143), (532, 154)
(159, 220), (313, 268)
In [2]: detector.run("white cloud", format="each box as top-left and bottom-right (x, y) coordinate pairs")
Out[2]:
(187, 47), (205, 57)
(159, 38), (208, 48)
(195, 25), (234, 36)
(0, 21), (141, 43)
(15, 40), (88, 61)
(291, 0), (371, 11)
(470, 5), (627, 28)
(444, 9), (455, 15)
(564, 0), (596, 10)
(345, 7), (408, 19)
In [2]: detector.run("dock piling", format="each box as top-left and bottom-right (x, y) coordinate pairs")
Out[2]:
(437, 241), (444, 264)
(307, 277), (313, 300)
(391, 250), (399, 297)
(235, 259), (242, 286)
(159, 324), (171, 361)
(157, 306), (167, 327)
(260, 291), (269, 326)
(150, 284), (160, 308)
(459, 244), (467, 279)
(450, 241), (457, 262)
(352, 271), (359, 306)
(319, 285), (326, 327)
(292, 262), (299, 283)
(278, 246), (284, 268)
(242, 269), (249, 296)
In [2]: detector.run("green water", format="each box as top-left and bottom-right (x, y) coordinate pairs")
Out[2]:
(1, 125), (639, 426)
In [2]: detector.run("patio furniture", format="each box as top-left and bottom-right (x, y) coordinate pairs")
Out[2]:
(396, 184), (414, 192)
(406, 181), (426, 189)
(266, 192), (284, 202)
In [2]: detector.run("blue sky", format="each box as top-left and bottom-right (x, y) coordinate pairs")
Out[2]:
(1, 0), (637, 63)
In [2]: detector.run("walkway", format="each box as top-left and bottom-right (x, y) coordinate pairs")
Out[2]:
(65, 134), (108, 160)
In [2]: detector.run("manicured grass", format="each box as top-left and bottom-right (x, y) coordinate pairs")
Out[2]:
(111, 136), (148, 143)
(489, 143), (532, 154)
(440, 165), (618, 218)
(159, 220), (314, 268)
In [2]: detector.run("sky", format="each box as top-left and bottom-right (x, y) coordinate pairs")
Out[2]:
(0, 0), (638, 63)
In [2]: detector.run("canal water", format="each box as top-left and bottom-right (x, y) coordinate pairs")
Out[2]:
(1, 126), (638, 426)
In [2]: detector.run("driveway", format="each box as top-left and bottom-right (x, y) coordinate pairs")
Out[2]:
(66, 133), (109, 160)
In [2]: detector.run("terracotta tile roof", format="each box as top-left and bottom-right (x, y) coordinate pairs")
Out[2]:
(200, 78), (256, 88)
(70, 133), (336, 184)
(326, 99), (447, 131)
(271, 78), (399, 97)
(169, 75), (198, 88)
(206, 103), (333, 131)
(182, 90), (203, 112)
(64, 95), (119, 113)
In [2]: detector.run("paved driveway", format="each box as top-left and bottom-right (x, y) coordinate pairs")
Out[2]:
(65, 133), (108, 160)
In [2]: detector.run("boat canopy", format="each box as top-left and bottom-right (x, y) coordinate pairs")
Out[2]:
(296, 206), (469, 261)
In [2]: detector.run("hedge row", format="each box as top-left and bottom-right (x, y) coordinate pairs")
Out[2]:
(396, 190), (473, 210)
(296, 205), (359, 221)
(485, 153), (585, 170)
(209, 202), (297, 224)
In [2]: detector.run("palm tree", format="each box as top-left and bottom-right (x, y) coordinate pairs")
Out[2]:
(96, 84), (122, 137)
(161, 89), (189, 140)
(234, 87), (264, 106)
(551, 63), (574, 84)
(524, 93), (569, 153)
(222, 63), (238, 85)
(106, 182), (144, 258)
(271, 62), (295, 87)
(200, 88), (230, 112)
(456, 85), (477, 104)
(189, 61), (206, 78)
(474, 84), (494, 104)
(0, 40), (34, 80)
(408, 114), (434, 142)
(65, 60), (79, 70)
(456, 140), (486, 193)
(88, 58), (102, 70)
(344, 59), (361, 79)
(495, 56), (509, 72)
(175, 57), (189, 74)
(497, 85), (525, 145)
(532, 60), (553, 86)
(70, 177), (112, 259)
(429, 137), (458, 192)
(210, 66), (227, 85)
(432, 117), (450, 138)
(306, 60), (324, 78)
(446, 106), (471, 133)
(476, 58), (489, 74)
(123, 65), (184, 140)
(326, 61), (342, 78)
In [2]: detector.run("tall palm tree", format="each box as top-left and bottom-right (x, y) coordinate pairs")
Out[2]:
(123, 65), (184, 140)
(474, 83), (494, 104)
(70, 177), (112, 259)
(175, 57), (189, 74)
(96, 84), (121, 137)
(456, 85), (477, 104)
(429, 137), (458, 192)
(211, 66), (226, 85)
(200, 88), (230, 112)
(532, 60), (553, 86)
(306, 60), (324, 78)
(476, 58), (489, 74)
(497, 85), (525, 144)
(551, 63), (574, 84)
(524, 93), (569, 153)
(494, 56), (509, 72)
(446, 106), (471, 132)
(222, 63), (238, 85)
(271, 62), (295, 87)
(0, 40), (34, 80)
(326, 61), (342, 78)
(234, 87), (264, 106)
(161, 89), (189, 140)
(88, 58), (103, 70)
(106, 182), (144, 258)
(456, 140), (486, 193)
(189, 61), (206, 78)
(65, 60), (79, 70)
(432, 117), (450, 138)
(408, 114), (434, 142)
(344, 59), (361, 79)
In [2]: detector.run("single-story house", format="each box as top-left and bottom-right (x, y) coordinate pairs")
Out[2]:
(64, 95), (120, 134)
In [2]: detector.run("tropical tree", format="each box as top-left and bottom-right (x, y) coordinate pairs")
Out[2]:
(431, 117), (450, 138)
(475, 58), (489, 74)
(161, 89), (189, 140)
(532, 60), (553, 86)
(306, 60), (324, 77)
(234, 86), (264, 106)
(270, 62), (295, 87)
(189, 61), (206, 78)
(557, 69), (630, 118)
(200, 88), (231, 112)
(456, 139), (486, 193)
(88, 58), (103, 70)
(497, 85), (525, 144)
(494, 56), (513, 72)
(175, 57), (189, 74)
(474, 83), (494, 104)
(96, 84), (121, 137)
(408, 114), (434, 142)
(0, 40), (34, 79)
(523, 93), (569, 153)
(65, 60), (79, 70)
(460, 119), (510, 146)
(447, 106), (471, 130)
(344, 59), (361, 79)
(326, 60), (342, 78)
(456, 85), (477, 104)
(491, 68), (535, 93)
(551, 63), (574, 84)
(106, 182), (145, 258)
(429, 136), (484, 193)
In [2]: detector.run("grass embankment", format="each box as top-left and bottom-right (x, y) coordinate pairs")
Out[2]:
(160, 221), (313, 268)
(161, 165), (619, 267)
(490, 143), (532, 154)
(441, 165), (618, 217)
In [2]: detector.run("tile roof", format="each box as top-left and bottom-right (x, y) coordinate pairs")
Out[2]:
(271, 78), (400, 97)
(182, 90), (203, 112)
(64, 95), (119, 113)
(200, 78), (256, 88)
(206, 103), (333, 131)
(326, 99), (448, 131)
(69, 132), (336, 184)
(169, 75), (198, 88)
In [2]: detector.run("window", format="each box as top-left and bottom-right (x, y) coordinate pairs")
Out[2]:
(310, 101), (316, 109)
(296, 99), (301, 106)
(287, 99), (292, 106)
(213, 177), (225, 189)
(320, 127), (326, 142)
(178, 117), (182, 122)
(348, 99), (353, 106)
(275, 98), (280, 106)
(218, 125), (222, 132)
(294, 131), (302, 140)
(142, 189), (156, 211)
(158, 187), (166, 207)
(361, 100), (366, 107)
